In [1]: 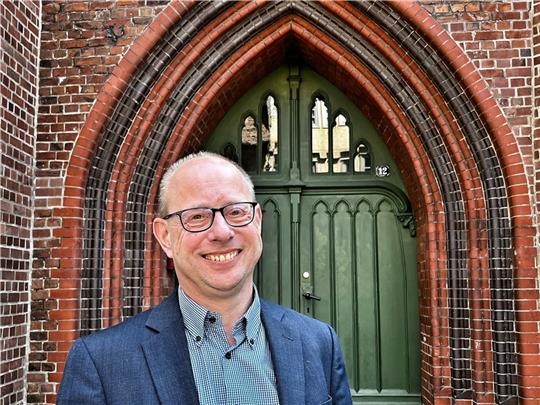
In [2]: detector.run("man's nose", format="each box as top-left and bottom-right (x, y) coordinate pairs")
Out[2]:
(208, 211), (234, 240)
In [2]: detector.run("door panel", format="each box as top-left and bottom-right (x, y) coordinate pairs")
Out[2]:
(355, 200), (377, 390)
(254, 192), (293, 308)
(299, 192), (420, 401)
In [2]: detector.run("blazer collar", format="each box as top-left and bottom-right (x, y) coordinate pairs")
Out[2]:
(261, 300), (306, 405)
(141, 290), (200, 405)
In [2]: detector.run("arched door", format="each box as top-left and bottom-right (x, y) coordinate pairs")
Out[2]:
(205, 65), (420, 404)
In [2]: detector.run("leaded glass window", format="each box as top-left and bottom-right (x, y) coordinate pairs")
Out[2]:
(311, 97), (329, 173)
(332, 113), (350, 173)
(354, 142), (371, 173)
(310, 92), (373, 175)
(238, 95), (279, 174)
(262, 95), (278, 172)
(241, 115), (258, 172)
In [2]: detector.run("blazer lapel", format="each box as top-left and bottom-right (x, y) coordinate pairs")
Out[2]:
(141, 292), (200, 405)
(261, 300), (305, 405)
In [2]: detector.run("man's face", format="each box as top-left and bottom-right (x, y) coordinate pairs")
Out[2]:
(153, 158), (262, 304)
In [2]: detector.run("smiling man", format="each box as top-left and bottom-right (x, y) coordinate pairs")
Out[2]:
(58, 152), (352, 405)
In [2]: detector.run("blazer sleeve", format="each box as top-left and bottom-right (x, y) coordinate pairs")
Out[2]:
(57, 339), (107, 405)
(328, 325), (353, 405)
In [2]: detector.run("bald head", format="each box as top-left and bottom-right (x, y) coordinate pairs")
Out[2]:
(158, 152), (255, 217)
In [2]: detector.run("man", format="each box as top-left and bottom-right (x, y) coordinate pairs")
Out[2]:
(58, 152), (352, 404)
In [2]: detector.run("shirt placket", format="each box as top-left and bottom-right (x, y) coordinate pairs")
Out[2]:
(207, 313), (247, 405)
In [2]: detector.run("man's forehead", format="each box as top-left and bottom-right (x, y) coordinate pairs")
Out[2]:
(174, 156), (238, 179)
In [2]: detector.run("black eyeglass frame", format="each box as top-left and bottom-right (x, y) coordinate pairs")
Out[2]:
(162, 201), (258, 233)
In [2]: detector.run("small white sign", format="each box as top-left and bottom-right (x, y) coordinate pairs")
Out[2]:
(375, 165), (390, 177)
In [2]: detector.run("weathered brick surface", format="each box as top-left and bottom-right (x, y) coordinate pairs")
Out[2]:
(535, 0), (540, 268)
(30, 1), (168, 402)
(1, 1), (41, 404)
(422, 1), (537, 223)
(0, 0), (537, 403)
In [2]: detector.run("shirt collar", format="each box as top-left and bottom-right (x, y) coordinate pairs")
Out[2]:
(178, 286), (262, 346)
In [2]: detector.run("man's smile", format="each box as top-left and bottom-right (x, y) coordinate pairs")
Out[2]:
(202, 249), (240, 263)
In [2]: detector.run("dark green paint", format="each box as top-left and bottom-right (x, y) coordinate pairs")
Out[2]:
(205, 66), (420, 403)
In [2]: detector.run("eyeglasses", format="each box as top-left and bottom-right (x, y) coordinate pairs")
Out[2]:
(162, 202), (258, 233)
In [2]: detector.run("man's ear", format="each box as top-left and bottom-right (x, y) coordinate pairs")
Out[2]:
(153, 218), (173, 258)
(254, 204), (262, 233)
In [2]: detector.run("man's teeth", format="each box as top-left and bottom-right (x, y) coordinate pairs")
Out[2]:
(205, 251), (238, 262)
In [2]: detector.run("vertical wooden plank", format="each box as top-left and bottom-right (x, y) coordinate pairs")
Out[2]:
(258, 198), (281, 304)
(355, 199), (378, 391)
(311, 200), (332, 323)
(377, 199), (408, 390)
(333, 200), (356, 388)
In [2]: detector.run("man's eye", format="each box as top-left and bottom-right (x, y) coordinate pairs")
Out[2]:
(227, 206), (250, 218)
(185, 211), (208, 223)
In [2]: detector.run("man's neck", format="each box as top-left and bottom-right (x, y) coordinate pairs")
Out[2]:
(218, 296), (252, 346)
(182, 285), (254, 344)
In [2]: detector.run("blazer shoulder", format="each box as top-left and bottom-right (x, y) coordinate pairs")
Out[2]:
(79, 307), (152, 349)
(260, 299), (333, 335)
(80, 291), (180, 350)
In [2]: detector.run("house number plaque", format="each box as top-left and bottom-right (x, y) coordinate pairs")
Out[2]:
(375, 165), (390, 177)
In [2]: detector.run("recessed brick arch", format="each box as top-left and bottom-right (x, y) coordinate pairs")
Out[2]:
(51, 1), (536, 403)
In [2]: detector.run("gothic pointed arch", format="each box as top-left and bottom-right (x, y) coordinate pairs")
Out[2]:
(52, 2), (535, 403)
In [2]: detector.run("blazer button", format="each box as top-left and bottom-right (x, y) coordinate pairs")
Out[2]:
(225, 352), (232, 359)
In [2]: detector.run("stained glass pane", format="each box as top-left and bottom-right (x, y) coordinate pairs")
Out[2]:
(311, 97), (329, 173)
(241, 115), (257, 172)
(332, 114), (350, 173)
(354, 142), (371, 173)
(262, 95), (278, 172)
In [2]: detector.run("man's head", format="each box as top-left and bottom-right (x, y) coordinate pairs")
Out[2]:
(153, 152), (262, 305)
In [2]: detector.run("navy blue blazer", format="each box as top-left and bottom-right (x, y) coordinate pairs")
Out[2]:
(57, 291), (352, 404)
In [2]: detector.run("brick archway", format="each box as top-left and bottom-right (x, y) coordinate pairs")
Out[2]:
(50, 2), (535, 403)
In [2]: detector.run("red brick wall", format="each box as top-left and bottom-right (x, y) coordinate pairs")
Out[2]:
(12, 0), (537, 403)
(29, 1), (168, 402)
(534, 0), (540, 273)
(423, 1), (535, 200)
(0, 1), (41, 404)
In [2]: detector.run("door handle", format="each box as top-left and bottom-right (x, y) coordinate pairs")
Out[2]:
(302, 292), (321, 301)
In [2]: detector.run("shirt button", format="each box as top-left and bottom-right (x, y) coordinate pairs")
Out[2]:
(249, 338), (255, 345)
(225, 352), (232, 359)
(208, 316), (216, 323)
(195, 336), (202, 342)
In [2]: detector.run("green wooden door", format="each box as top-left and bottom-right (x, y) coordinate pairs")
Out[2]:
(205, 66), (420, 403)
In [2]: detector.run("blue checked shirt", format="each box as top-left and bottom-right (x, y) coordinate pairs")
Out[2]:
(178, 288), (280, 405)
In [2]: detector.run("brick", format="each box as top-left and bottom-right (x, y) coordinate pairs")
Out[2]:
(2, 0), (40, 403)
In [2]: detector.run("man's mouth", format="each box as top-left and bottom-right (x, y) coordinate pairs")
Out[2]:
(203, 250), (240, 262)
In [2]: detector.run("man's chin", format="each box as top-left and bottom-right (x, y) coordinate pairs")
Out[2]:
(205, 274), (253, 296)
